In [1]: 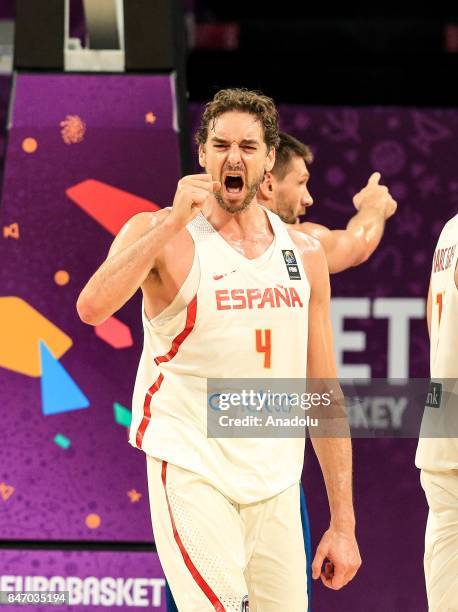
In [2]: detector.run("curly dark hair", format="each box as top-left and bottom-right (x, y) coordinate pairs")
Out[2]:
(195, 88), (280, 150)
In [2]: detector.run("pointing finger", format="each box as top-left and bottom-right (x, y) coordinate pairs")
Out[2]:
(368, 172), (381, 185)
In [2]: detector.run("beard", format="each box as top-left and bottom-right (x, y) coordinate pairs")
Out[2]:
(214, 169), (265, 214)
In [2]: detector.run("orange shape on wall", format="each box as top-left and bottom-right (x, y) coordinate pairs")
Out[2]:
(60, 114), (86, 144)
(145, 112), (157, 124)
(127, 489), (142, 503)
(22, 138), (38, 153)
(0, 297), (73, 377)
(54, 270), (70, 286)
(0, 482), (15, 501)
(85, 513), (101, 529)
(3, 223), (20, 239)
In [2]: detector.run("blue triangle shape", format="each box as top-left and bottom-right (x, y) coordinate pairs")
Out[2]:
(40, 341), (90, 415)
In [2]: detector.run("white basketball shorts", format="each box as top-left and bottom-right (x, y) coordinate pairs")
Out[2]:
(146, 455), (308, 611)
(420, 469), (458, 612)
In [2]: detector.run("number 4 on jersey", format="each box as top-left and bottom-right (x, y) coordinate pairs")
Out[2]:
(255, 329), (271, 368)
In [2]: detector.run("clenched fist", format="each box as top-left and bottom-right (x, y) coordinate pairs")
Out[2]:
(353, 172), (397, 220)
(168, 174), (221, 229)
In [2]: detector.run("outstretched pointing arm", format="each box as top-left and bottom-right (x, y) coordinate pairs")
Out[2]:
(299, 172), (397, 273)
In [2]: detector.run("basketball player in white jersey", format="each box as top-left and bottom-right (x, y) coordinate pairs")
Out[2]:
(257, 132), (397, 273)
(415, 214), (458, 611)
(76, 88), (361, 611)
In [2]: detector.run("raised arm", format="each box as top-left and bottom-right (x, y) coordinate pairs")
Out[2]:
(76, 209), (175, 325)
(76, 174), (220, 325)
(299, 172), (397, 273)
(292, 231), (361, 590)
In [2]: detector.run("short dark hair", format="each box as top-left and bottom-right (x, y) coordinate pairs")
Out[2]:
(272, 132), (314, 179)
(195, 88), (280, 150)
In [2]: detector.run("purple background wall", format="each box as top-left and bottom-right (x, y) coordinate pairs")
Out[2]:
(0, 74), (181, 543)
(1, 74), (457, 611)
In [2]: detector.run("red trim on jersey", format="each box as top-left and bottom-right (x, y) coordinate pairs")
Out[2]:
(135, 296), (198, 448)
(161, 461), (226, 612)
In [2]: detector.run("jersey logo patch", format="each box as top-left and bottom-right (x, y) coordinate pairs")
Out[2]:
(282, 249), (301, 280)
(212, 269), (237, 281)
(241, 595), (249, 611)
(426, 381), (442, 408)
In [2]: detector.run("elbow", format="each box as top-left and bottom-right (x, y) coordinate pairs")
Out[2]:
(358, 246), (372, 266)
(76, 295), (101, 326)
(353, 251), (369, 268)
(351, 239), (370, 267)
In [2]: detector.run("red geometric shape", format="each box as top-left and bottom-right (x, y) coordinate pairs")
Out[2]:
(95, 316), (134, 349)
(66, 179), (161, 236)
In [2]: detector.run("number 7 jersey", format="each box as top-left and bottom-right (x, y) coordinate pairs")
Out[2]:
(129, 207), (310, 503)
(416, 213), (458, 471)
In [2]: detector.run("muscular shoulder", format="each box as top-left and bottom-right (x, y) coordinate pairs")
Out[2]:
(288, 227), (323, 259)
(108, 209), (171, 258)
(118, 208), (170, 237)
(295, 220), (332, 244)
(288, 228), (329, 289)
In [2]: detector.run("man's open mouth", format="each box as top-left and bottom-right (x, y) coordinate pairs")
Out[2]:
(224, 174), (244, 194)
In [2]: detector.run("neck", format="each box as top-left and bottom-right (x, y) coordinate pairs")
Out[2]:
(204, 196), (271, 237)
(255, 190), (277, 215)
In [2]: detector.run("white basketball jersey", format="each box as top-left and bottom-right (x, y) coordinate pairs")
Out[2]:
(128, 207), (310, 503)
(416, 214), (458, 471)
